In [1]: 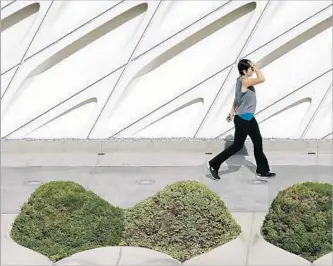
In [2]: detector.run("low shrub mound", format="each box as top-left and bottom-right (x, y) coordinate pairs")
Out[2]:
(261, 182), (332, 262)
(11, 181), (124, 262)
(121, 181), (241, 262)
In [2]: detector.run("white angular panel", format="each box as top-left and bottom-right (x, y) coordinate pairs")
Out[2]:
(244, 1), (332, 54)
(134, 99), (203, 138)
(116, 68), (230, 138)
(1, 67), (17, 97)
(1, 1), (52, 73)
(25, 0), (123, 58)
(303, 86), (332, 139)
(259, 99), (311, 139)
(6, 67), (124, 139)
(133, 0), (230, 56)
(324, 134), (332, 140)
(1, 1), (15, 9)
(26, 98), (97, 139)
(258, 73), (332, 139)
(1, 1), (159, 138)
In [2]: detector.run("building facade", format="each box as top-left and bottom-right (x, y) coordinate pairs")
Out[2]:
(1, 0), (332, 139)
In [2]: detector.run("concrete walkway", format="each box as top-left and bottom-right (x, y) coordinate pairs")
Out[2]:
(1, 140), (332, 265)
(1, 162), (332, 214)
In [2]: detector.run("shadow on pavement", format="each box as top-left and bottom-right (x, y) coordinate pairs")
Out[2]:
(205, 134), (267, 184)
(219, 134), (256, 175)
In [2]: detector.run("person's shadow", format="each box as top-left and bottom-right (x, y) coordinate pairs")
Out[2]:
(218, 134), (257, 175)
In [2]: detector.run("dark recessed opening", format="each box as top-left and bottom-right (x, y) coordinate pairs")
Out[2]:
(98, 152), (105, 156)
(308, 152), (316, 155)
(205, 152), (212, 155)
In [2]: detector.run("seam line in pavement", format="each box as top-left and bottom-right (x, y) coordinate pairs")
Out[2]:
(200, 159), (208, 182)
(116, 246), (122, 266)
(245, 212), (255, 266)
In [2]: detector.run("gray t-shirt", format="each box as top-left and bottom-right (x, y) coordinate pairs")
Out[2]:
(235, 77), (257, 118)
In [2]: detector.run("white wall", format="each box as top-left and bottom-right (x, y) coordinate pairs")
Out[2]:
(1, 0), (332, 139)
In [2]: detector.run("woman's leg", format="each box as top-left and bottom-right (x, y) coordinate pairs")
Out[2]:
(248, 117), (270, 173)
(209, 116), (249, 171)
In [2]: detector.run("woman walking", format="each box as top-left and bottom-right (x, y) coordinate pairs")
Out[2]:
(208, 59), (276, 180)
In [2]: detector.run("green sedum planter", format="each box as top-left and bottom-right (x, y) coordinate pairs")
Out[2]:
(121, 180), (241, 262)
(10, 181), (124, 262)
(261, 182), (332, 262)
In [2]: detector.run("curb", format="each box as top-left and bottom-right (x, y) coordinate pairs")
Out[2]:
(1, 139), (331, 153)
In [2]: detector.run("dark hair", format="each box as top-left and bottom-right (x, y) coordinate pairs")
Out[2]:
(237, 59), (251, 76)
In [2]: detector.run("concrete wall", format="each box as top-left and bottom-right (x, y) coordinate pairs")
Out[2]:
(1, 0), (332, 140)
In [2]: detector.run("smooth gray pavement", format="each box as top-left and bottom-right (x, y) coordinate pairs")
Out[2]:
(1, 150), (332, 214)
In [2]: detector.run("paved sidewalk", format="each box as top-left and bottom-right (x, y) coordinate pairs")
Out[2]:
(1, 148), (332, 213)
(1, 142), (332, 266)
(1, 163), (332, 214)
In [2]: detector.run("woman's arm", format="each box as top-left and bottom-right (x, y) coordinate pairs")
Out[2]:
(226, 98), (236, 122)
(242, 62), (265, 89)
(230, 98), (236, 114)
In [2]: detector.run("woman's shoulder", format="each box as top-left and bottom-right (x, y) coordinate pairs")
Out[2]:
(236, 76), (243, 87)
(239, 77), (255, 88)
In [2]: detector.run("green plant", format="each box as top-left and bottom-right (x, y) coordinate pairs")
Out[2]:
(121, 181), (241, 262)
(261, 182), (332, 262)
(11, 181), (124, 262)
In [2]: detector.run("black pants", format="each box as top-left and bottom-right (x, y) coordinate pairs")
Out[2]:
(209, 115), (270, 173)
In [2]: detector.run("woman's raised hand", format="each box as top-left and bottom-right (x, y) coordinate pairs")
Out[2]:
(249, 61), (256, 68)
